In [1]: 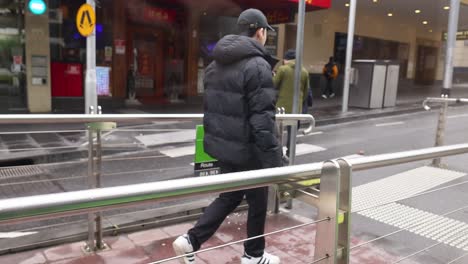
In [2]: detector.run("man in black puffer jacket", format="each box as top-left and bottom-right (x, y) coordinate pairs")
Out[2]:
(173, 9), (282, 264)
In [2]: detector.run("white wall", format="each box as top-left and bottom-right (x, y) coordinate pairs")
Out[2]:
(289, 8), (445, 80)
(454, 40), (468, 67)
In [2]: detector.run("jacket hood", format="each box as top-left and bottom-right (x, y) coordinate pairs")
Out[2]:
(212, 35), (268, 65)
(285, 60), (296, 68)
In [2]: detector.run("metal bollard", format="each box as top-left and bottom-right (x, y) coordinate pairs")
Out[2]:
(433, 98), (448, 167)
(314, 160), (341, 264)
(314, 159), (352, 264)
(85, 106), (115, 252)
(335, 159), (352, 264)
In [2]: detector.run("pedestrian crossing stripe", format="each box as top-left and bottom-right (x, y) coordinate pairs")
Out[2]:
(353, 166), (468, 251)
(359, 203), (468, 251)
(352, 166), (465, 212)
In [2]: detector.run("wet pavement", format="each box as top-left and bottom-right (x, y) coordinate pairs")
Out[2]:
(0, 212), (410, 264)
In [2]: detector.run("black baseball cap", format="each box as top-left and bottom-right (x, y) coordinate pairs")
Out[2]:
(237, 9), (275, 32)
(284, 49), (296, 60)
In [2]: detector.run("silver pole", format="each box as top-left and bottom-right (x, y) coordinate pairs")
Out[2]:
(442, 0), (461, 96)
(95, 129), (104, 249)
(87, 124), (96, 251)
(290, 0), (306, 166)
(342, 0), (357, 113)
(433, 100), (448, 167)
(0, 114), (313, 125)
(85, 0), (97, 114)
(292, 0), (306, 115)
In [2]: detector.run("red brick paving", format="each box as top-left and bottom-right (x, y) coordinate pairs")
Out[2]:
(0, 249), (46, 264)
(0, 212), (405, 264)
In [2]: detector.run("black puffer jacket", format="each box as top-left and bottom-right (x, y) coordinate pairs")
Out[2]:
(203, 35), (282, 169)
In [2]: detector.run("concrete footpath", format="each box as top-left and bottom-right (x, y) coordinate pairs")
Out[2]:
(0, 212), (414, 264)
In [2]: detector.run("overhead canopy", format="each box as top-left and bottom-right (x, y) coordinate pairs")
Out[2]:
(154, 0), (331, 15)
(234, 0), (331, 11)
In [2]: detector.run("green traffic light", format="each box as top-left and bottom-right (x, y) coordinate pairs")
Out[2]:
(28, 0), (47, 15)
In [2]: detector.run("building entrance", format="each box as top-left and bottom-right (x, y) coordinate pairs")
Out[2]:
(127, 26), (167, 103)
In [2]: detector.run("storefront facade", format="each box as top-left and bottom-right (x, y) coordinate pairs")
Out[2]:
(0, 0), (330, 113)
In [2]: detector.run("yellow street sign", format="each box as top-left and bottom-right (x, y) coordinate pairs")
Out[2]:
(76, 4), (95, 37)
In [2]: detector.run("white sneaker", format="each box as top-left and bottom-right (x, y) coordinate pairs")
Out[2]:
(321, 94), (328, 99)
(172, 234), (196, 264)
(241, 252), (280, 264)
(329, 93), (335, 98)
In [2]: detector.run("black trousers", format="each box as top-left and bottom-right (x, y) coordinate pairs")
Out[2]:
(324, 78), (334, 96)
(188, 162), (268, 257)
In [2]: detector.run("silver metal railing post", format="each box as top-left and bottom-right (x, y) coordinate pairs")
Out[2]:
(314, 160), (341, 263)
(95, 112), (104, 250)
(433, 98), (449, 167)
(336, 159), (352, 264)
(86, 106), (96, 252)
(85, 106), (114, 252)
(284, 107), (295, 210)
(268, 108), (285, 214)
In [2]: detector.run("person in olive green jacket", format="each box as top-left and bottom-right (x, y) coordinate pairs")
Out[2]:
(274, 50), (310, 114)
(273, 49), (310, 158)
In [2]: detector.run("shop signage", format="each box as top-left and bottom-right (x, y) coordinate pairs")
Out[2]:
(76, 4), (96, 37)
(12, 56), (22, 73)
(442, 30), (468, 41)
(28, 0), (47, 15)
(265, 27), (279, 56)
(96, 67), (111, 96)
(114, 39), (126, 55)
(143, 6), (176, 24)
(105, 46), (113, 62)
(265, 9), (293, 25)
(13, 56), (22, 65)
(138, 50), (152, 76)
(290, 0), (331, 8)
(66, 65), (81, 75)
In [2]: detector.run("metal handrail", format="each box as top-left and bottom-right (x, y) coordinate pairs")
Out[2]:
(422, 97), (468, 110)
(350, 143), (468, 171)
(0, 162), (323, 225)
(0, 143), (468, 226)
(0, 113), (316, 135)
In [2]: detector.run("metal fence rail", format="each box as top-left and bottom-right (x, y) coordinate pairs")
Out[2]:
(0, 113), (315, 127)
(350, 143), (468, 171)
(422, 96), (468, 166)
(0, 162), (322, 225)
(0, 113), (315, 250)
(0, 143), (467, 263)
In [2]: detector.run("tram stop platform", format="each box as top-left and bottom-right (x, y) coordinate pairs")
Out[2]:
(0, 210), (408, 264)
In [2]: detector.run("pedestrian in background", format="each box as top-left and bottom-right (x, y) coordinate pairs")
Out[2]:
(274, 49), (310, 160)
(172, 8), (282, 264)
(322, 56), (338, 99)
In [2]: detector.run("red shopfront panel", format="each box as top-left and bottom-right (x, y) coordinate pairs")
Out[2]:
(51, 62), (83, 97)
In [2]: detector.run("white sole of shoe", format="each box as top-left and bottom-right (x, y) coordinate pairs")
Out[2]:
(172, 242), (192, 264)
